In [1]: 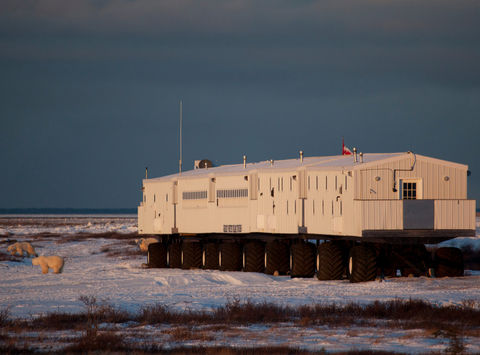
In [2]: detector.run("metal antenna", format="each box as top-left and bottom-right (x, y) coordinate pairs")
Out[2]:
(179, 100), (182, 174)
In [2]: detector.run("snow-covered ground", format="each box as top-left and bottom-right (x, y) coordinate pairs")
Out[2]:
(1, 215), (479, 353)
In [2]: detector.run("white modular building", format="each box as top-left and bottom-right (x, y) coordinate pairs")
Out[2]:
(138, 151), (475, 243)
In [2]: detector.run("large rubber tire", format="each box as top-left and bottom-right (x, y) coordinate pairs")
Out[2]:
(220, 242), (243, 271)
(398, 244), (429, 277)
(148, 242), (167, 268)
(291, 242), (316, 278)
(182, 242), (203, 269)
(435, 247), (464, 277)
(168, 243), (182, 269)
(204, 243), (219, 270)
(317, 242), (344, 280)
(244, 241), (265, 273)
(349, 245), (377, 283)
(265, 240), (290, 275)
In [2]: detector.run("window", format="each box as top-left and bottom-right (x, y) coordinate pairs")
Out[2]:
(325, 176), (328, 190)
(316, 176), (318, 190)
(308, 176), (310, 190)
(313, 200), (315, 215)
(335, 176), (337, 191)
(402, 182), (417, 200)
(322, 200), (324, 215)
(287, 200), (289, 215)
(154, 194), (156, 202)
(294, 200), (296, 214)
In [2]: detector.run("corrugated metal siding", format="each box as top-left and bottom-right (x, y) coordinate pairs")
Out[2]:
(354, 156), (467, 200)
(358, 200), (403, 230)
(434, 200), (476, 230)
(356, 199), (475, 231)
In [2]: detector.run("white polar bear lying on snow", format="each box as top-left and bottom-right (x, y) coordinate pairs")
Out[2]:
(135, 237), (159, 252)
(7, 242), (38, 257)
(32, 256), (65, 274)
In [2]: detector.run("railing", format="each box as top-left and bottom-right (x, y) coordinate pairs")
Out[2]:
(355, 200), (403, 231)
(354, 199), (476, 232)
(434, 200), (476, 230)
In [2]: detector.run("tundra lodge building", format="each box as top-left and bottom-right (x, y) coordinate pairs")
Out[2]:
(138, 152), (475, 282)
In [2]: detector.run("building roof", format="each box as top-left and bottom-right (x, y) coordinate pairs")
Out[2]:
(145, 152), (468, 183)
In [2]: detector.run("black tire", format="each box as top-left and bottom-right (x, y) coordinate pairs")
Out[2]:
(204, 243), (219, 270)
(349, 245), (377, 283)
(220, 242), (243, 271)
(168, 243), (182, 268)
(182, 242), (203, 269)
(265, 240), (290, 275)
(291, 242), (316, 278)
(148, 242), (167, 268)
(244, 241), (265, 273)
(435, 247), (464, 277)
(317, 242), (344, 280)
(398, 245), (429, 277)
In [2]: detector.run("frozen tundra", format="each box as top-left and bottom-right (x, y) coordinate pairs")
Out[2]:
(138, 151), (476, 282)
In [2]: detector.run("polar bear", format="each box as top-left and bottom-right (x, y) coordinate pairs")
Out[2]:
(135, 237), (159, 252)
(7, 242), (38, 257)
(32, 256), (65, 274)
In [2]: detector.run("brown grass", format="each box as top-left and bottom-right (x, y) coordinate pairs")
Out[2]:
(135, 298), (480, 332)
(65, 330), (127, 352)
(166, 326), (216, 342)
(1, 298), (478, 354)
(4, 298), (480, 332)
(56, 232), (139, 243)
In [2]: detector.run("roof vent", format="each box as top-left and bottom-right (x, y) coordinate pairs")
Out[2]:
(243, 155), (247, 168)
(353, 148), (358, 163)
(299, 150), (304, 163)
(194, 159), (213, 169)
(270, 159), (274, 167)
(359, 152), (364, 163)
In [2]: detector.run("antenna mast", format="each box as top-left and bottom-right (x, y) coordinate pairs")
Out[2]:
(179, 100), (182, 174)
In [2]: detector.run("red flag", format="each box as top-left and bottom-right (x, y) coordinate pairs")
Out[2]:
(342, 138), (352, 155)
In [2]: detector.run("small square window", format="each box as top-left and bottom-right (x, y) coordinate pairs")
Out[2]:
(402, 182), (417, 200)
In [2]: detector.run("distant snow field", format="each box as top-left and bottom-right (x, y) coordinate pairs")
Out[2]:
(1, 216), (479, 353)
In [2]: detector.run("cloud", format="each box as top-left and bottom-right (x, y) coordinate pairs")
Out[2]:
(0, 0), (479, 206)
(1, 0), (479, 42)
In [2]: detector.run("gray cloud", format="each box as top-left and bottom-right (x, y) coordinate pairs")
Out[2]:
(0, 0), (479, 207)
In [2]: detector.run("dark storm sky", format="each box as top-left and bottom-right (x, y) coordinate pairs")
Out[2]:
(1, 0), (479, 208)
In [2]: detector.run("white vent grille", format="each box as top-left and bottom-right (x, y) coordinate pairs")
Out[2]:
(216, 188), (248, 198)
(182, 190), (208, 200)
